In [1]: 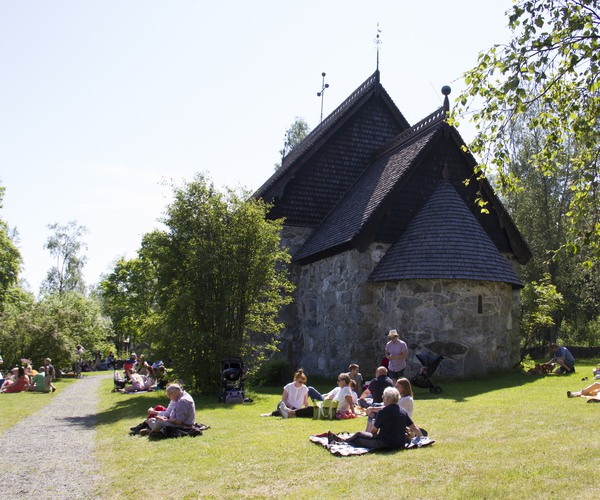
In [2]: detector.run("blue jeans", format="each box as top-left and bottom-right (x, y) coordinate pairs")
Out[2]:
(307, 386), (324, 402)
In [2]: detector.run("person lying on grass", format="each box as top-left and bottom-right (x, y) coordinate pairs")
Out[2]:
(328, 387), (423, 451)
(567, 381), (600, 402)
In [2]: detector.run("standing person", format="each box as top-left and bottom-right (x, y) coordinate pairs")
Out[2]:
(548, 343), (575, 374)
(44, 358), (57, 392)
(347, 364), (364, 396)
(385, 329), (408, 381)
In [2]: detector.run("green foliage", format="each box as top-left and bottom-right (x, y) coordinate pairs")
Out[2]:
(0, 185), (21, 310)
(457, 0), (600, 264)
(0, 288), (112, 370)
(141, 174), (294, 391)
(559, 314), (600, 347)
(252, 358), (292, 386)
(274, 116), (310, 170)
(520, 274), (564, 347)
(41, 221), (88, 296)
(99, 255), (158, 351)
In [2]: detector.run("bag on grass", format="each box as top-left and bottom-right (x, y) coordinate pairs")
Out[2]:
(313, 399), (339, 420)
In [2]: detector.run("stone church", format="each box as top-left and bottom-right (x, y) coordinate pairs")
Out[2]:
(255, 70), (531, 379)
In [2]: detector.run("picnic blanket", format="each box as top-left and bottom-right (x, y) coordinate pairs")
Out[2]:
(309, 432), (435, 456)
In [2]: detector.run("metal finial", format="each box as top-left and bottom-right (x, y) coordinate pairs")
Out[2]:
(442, 85), (451, 113)
(375, 23), (382, 70)
(316, 72), (329, 124)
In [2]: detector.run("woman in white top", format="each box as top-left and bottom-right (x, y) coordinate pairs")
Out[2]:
(263, 369), (309, 417)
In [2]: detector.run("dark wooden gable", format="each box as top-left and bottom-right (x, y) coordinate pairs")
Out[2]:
(293, 104), (532, 267)
(254, 70), (409, 227)
(368, 179), (524, 288)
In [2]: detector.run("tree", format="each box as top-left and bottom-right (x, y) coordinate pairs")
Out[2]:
(274, 117), (310, 170)
(99, 254), (158, 353)
(145, 174), (294, 390)
(42, 221), (88, 295)
(0, 185), (21, 310)
(456, 0), (600, 262)
(0, 288), (112, 370)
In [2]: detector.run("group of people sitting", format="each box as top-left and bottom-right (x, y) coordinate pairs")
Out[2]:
(0, 358), (57, 394)
(115, 353), (169, 393)
(264, 364), (426, 451)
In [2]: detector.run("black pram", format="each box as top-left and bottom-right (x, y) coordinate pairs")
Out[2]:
(219, 357), (246, 403)
(411, 352), (444, 394)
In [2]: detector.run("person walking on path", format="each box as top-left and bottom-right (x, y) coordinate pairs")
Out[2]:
(0, 373), (111, 498)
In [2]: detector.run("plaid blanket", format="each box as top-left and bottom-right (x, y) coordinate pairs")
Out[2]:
(309, 432), (435, 455)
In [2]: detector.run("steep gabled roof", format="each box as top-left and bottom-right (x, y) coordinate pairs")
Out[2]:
(293, 108), (447, 263)
(254, 70), (410, 226)
(368, 179), (523, 288)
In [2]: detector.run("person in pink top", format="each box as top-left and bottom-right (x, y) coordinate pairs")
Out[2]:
(385, 329), (408, 381)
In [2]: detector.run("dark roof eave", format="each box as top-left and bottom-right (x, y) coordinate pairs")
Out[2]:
(367, 275), (524, 289)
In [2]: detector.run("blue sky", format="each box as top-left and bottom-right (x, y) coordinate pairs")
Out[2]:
(0, 0), (513, 293)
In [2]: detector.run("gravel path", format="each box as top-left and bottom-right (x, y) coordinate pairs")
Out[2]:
(0, 374), (111, 499)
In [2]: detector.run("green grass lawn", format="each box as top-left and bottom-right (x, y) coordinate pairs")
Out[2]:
(93, 360), (600, 499)
(0, 376), (78, 434)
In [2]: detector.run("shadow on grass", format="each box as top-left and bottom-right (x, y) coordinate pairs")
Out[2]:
(413, 358), (599, 403)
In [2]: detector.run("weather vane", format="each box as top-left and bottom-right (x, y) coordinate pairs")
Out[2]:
(317, 72), (329, 124)
(375, 23), (382, 70)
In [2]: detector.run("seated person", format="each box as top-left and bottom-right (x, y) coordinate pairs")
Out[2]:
(264, 368), (309, 417)
(548, 343), (575, 373)
(1, 366), (30, 393)
(31, 366), (49, 392)
(328, 387), (424, 450)
(567, 381), (600, 400)
(144, 383), (196, 435)
(365, 377), (414, 432)
(123, 353), (137, 373)
(281, 373), (356, 419)
(348, 363), (364, 396)
(118, 369), (153, 393)
(358, 366), (394, 408)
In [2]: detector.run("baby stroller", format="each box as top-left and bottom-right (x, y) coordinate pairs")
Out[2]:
(218, 357), (246, 404)
(411, 352), (444, 394)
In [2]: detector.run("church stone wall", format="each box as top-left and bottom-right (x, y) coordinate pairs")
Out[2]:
(279, 234), (521, 380)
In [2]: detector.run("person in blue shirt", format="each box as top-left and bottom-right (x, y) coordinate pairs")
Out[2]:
(549, 343), (575, 374)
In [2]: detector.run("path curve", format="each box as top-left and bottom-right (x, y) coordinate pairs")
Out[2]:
(0, 374), (111, 499)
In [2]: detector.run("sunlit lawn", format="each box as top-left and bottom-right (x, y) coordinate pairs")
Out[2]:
(92, 360), (600, 499)
(0, 375), (78, 434)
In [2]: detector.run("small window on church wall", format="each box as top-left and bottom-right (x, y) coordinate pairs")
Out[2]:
(478, 295), (483, 314)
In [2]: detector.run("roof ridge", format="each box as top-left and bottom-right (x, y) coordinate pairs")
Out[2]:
(281, 70), (381, 169)
(374, 106), (446, 158)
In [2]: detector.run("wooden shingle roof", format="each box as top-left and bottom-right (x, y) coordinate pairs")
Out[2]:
(293, 116), (444, 263)
(254, 70), (410, 227)
(368, 179), (523, 287)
